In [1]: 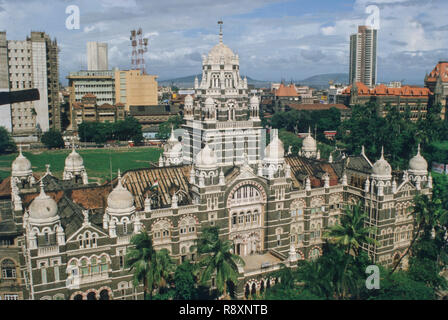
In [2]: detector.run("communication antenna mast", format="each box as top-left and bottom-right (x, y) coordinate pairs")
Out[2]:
(130, 28), (149, 74)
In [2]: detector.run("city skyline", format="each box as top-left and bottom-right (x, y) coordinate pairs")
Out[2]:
(0, 0), (447, 85)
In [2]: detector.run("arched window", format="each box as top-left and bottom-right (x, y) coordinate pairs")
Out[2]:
(238, 213), (244, 224)
(44, 231), (50, 245)
(232, 213), (237, 225)
(100, 256), (108, 273)
(91, 257), (100, 274)
(80, 258), (89, 277)
(310, 248), (320, 260)
(1, 259), (16, 279)
(123, 222), (128, 234)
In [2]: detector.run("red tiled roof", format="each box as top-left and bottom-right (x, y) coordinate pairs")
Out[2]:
(342, 82), (430, 97)
(287, 103), (349, 111)
(427, 61), (448, 83)
(274, 83), (299, 97)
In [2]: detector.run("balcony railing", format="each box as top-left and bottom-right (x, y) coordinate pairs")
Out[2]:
(38, 245), (59, 257)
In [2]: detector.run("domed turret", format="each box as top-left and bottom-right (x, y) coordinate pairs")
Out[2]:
(264, 129), (284, 162)
(371, 147), (392, 180)
(12, 145), (32, 177)
(409, 144), (428, 175)
(64, 147), (84, 171)
(250, 95), (259, 105)
(185, 94), (193, 104)
(205, 97), (214, 108)
(107, 170), (135, 214)
(162, 126), (183, 167)
(29, 181), (58, 223)
(63, 143), (88, 184)
(195, 141), (217, 170)
(302, 127), (317, 152)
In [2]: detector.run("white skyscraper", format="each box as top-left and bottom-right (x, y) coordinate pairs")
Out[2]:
(349, 26), (377, 87)
(87, 42), (108, 71)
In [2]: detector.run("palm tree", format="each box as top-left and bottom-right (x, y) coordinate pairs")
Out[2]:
(323, 202), (377, 257)
(197, 227), (245, 298)
(153, 249), (175, 291)
(391, 194), (446, 273)
(125, 230), (156, 299)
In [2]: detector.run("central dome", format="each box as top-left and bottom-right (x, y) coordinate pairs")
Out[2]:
(208, 43), (235, 59)
(29, 182), (58, 221)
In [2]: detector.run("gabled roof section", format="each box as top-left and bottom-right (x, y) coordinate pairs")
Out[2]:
(119, 166), (193, 209)
(274, 83), (298, 97)
(427, 61), (448, 83)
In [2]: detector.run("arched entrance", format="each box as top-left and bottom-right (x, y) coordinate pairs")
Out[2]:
(99, 289), (110, 300)
(73, 294), (83, 300)
(260, 280), (264, 294)
(245, 284), (250, 299)
(86, 292), (97, 300)
(251, 283), (256, 296)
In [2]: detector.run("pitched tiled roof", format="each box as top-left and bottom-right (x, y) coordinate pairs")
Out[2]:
(119, 166), (193, 209)
(427, 61), (448, 82)
(285, 156), (339, 188)
(342, 83), (430, 97)
(274, 83), (299, 97)
(287, 103), (349, 111)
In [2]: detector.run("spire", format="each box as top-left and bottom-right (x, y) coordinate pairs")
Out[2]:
(117, 169), (123, 188)
(218, 20), (223, 44)
(39, 180), (46, 197)
(168, 124), (176, 142)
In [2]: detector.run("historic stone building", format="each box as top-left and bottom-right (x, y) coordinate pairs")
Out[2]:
(0, 23), (432, 300)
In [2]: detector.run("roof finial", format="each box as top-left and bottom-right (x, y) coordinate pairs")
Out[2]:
(308, 126), (311, 136)
(19, 144), (23, 156)
(380, 146), (384, 160)
(39, 179), (46, 196)
(218, 20), (223, 44)
(417, 144), (421, 155)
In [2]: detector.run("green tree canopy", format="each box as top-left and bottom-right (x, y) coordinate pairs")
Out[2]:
(41, 129), (64, 149)
(0, 126), (16, 154)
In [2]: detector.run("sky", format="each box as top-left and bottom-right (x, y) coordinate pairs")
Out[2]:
(0, 0), (447, 85)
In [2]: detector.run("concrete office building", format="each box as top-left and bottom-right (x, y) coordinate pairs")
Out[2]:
(0, 31), (60, 138)
(87, 42), (108, 71)
(0, 32), (11, 131)
(349, 26), (377, 87)
(67, 70), (116, 129)
(115, 69), (158, 111)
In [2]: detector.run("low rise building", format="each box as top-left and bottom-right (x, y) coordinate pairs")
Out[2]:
(338, 82), (431, 121)
(72, 94), (125, 127)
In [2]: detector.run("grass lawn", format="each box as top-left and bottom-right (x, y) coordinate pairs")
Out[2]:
(0, 147), (162, 184)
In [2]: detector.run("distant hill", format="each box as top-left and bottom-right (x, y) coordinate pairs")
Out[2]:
(158, 74), (271, 89)
(159, 73), (349, 89)
(298, 73), (349, 88)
